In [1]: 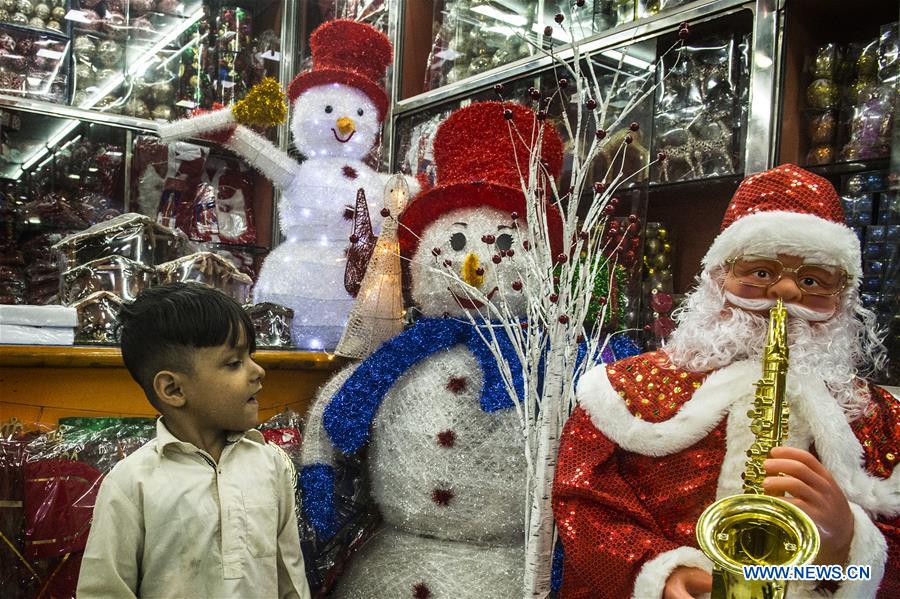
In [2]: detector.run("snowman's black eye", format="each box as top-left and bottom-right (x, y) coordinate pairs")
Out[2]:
(325, 105), (333, 113)
(357, 108), (364, 116)
(496, 233), (513, 251)
(450, 232), (467, 251)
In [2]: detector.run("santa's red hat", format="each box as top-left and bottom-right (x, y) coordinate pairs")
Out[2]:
(702, 164), (861, 279)
(287, 20), (391, 121)
(399, 101), (564, 260)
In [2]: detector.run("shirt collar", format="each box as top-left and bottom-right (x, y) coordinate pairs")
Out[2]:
(155, 418), (265, 456)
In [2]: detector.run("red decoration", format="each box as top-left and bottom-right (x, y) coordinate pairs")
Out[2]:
(446, 376), (468, 393)
(287, 20), (392, 120)
(413, 582), (432, 598)
(437, 430), (457, 448)
(431, 488), (454, 506)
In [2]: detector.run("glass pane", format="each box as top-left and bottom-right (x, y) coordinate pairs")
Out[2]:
(0, 22), (70, 103)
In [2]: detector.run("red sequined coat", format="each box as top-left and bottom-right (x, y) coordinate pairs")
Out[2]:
(553, 351), (900, 599)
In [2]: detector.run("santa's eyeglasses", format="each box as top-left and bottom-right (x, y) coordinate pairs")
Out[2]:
(726, 255), (848, 297)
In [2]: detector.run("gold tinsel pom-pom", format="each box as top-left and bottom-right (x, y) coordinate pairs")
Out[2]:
(232, 77), (288, 127)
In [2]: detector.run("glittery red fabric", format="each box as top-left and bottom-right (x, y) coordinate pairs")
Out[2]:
(287, 20), (391, 118)
(399, 102), (564, 260)
(721, 164), (845, 231)
(552, 353), (900, 598)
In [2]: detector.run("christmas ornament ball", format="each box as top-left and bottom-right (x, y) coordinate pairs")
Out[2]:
(806, 79), (839, 110)
(33, 1), (47, 18)
(808, 111), (836, 144)
(0, 0), (13, 12)
(157, 0), (179, 15)
(0, 9), (8, 20)
(103, 12), (128, 40)
(151, 104), (173, 121)
(96, 39), (123, 68)
(75, 63), (95, 89)
(129, 0), (155, 16)
(49, 5), (61, 20)
(27, 15), (43, 28)
(46, 19), (59, 31)
(806, 145), (834, 166)
(15, 0), (31, 16)
(10, 11), (26, 24)
(124, 97), (151, 119)
(73, 36), (97, 62)
(0, 33), (14, 52)
(151, 80), (175, 104)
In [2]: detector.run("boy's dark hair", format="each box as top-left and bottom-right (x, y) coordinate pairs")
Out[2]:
(118, 282), (257, 405)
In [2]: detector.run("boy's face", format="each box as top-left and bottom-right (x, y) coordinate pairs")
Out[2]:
(179, 329), (265, 433)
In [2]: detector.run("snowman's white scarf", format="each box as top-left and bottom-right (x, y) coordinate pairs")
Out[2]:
(324, 317), (524, 454)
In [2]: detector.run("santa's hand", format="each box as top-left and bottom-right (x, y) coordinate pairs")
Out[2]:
(763, 446), (854, 566)
(663, 566), (712, 599)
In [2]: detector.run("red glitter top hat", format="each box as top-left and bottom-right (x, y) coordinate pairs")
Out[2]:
(399, 101), (565, 260)
(287, 20), (392, 121)
(703, 164), (861, 278)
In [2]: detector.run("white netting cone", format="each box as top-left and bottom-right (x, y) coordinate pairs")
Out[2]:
(335, 175), (410, 359)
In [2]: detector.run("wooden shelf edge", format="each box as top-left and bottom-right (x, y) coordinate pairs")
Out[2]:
(0, 344), (348, 371)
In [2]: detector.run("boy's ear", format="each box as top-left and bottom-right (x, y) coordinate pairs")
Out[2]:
(153, 370), (187, 408)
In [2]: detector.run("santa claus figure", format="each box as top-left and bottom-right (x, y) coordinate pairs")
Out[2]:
(299, 101), (598, 598)
(553, 164), (899, 598)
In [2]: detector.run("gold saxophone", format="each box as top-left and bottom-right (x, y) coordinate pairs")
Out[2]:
(696, 298), (821, 599)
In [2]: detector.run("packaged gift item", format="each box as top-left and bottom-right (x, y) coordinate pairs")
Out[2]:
(652, 28), (749, 182)
(156, 142), (209, 236)
(53, 212), (183, 273)
(60, 254), (156, 305)
(156, 252), (253, 304)
(191, 156), (257, 246)
(71, 289), (122, 344)
(641, 221), (676, 349)
(246, 302), (293, 348)
(131, 135), (169, 218)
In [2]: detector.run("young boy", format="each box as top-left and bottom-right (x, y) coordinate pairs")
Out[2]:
(77, 282), (311, 599)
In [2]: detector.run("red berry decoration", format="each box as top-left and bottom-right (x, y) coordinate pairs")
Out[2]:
(576, 0), (586, 6)
(678, 25), (689, 39)
(657, 151), (667, 161)
(512, 281), (523, 291)
(558, 78), (568, 88)
(443, 259), (453, 267)
(558, 314), (569, 324)
(578, 230), (589, 240)
(521, 321), (529, 329)
(349, 234), (359, 243)
(610, 196), (620, 206)
(510, 211), (519, 220)
(604, 205), (616, 215)
(576, 333), (585, 343)
(650, 291), (674, 313)
(494, 83), (504, 95)
(492, 255), (502, 264)
(643, 324), (652, 333)
(629, 121), (640, 131)
(593, 181), (606, 193)
(432, 247), (441, 256)
(506, 249), (515, 257)
(482, 234), (496, 244)
(475, 267), (485, 276)
(625, 134), (634, 144)
(597, 296), (607, 306)
(503, 109), (513, 120)
(554, 13), (564, 23)
(556, 253), (568, 264)
(585, 98), (597, 110)
(628, 214), (638, 223)
(543, 25), (553, 36)
(549, 293), (559, 303)
(595, 129), (607, 140)
(553, 276), (560, 286)
(530, 88), (541, 100)
(380, 208), (390, 217)
(537, 110), (547, 121)
(522, 240), (531, 250)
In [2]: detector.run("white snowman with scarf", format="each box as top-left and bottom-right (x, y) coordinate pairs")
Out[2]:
(159, 20), (405, 350)
(301, 102), (588, 597)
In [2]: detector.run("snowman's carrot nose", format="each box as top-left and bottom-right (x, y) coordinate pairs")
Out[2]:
(336, 117), (356, 136)
(460, 253), (484, 288)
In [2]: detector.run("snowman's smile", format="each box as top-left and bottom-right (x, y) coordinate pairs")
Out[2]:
(331, 128), (355, 143)
(449, 286), (498, 310)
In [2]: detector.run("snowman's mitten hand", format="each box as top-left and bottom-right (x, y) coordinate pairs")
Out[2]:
(300, 463), (336, 540)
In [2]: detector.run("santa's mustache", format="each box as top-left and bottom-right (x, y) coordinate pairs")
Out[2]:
(723, 291), (835, 322)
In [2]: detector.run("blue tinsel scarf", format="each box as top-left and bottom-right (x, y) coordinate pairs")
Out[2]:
(324, 317), (525, 454)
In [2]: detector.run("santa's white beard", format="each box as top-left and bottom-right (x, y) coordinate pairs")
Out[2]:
(664, 270), (886, 418)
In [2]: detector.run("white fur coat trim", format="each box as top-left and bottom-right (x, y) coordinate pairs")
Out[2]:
(631, 546), (711, 599)
(577, 362), (900, 518)
(701, 210), (862, 279)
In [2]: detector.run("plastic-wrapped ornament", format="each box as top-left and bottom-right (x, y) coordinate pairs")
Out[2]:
(808, 111), (836, 144)
(130, 16), (155, 41)
(124, 97), (150, 119)
(151, 80), (175, 105)
(32, 1), (46, 18)
(73, 36), (97, 63)
(845, 174), (866, 196)
(79, 0), (102, 7)
(106, 0), (124, 12)
(103, 12), (127, 41)
(28, 15), (42, 28)
(15, 36), (34, 56)
(0, 9), (8, 20)
(156, 0), (179, 15)
(49, 3), (61, 20)
(806, 145), (834, 165)
(15, 0), (30, 16)
(96, 39), (123, 68)
(75, 63), (95, 89)
(10, 11), (26, 24)
(0, 0), (13, 11)
(0, 32), (14, 52)
(813, 43), (835, 78)
(806, 78), (839, 110)
(151, 104), (172, 121)
(76, 8), (102, 31)
(129, 0), (154, 16)
(45, 19), (58, 31)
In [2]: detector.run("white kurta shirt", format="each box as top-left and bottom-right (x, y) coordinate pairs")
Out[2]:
(77, 419), (310, 599)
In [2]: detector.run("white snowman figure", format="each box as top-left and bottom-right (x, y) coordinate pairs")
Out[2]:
(299, 102), (566, 598)
(159, 20), (408, 350)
